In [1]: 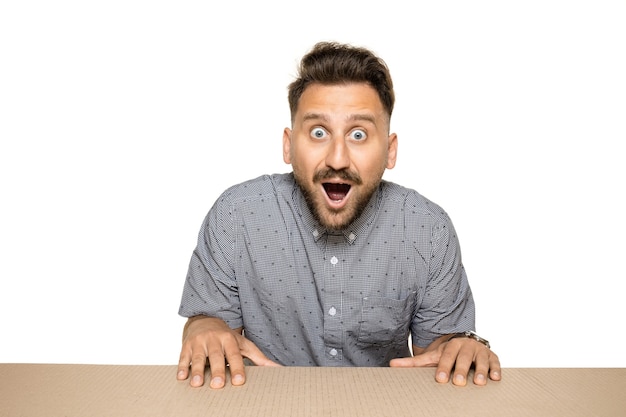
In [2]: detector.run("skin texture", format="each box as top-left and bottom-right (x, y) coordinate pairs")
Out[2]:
(177, 316), (280, 389)
(282, 83), (397, 231)
(176, 82), (501, 388)
(389, 337), (501, 386)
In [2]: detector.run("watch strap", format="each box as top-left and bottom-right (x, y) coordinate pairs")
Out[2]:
(448, 330), (490, 348)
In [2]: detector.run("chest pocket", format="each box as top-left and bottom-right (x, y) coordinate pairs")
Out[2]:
(357, 291), (417, 347)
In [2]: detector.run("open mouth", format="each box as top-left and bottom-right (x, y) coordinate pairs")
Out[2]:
(323, 183), (351, 202)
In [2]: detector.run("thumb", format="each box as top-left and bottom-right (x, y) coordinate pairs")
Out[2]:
(238, 336), (282, 367)
(390, 350), (440, 368)
(253, 355), (282, 367)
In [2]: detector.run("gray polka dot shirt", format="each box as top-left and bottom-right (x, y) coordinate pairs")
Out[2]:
(179, 173), (475, 366)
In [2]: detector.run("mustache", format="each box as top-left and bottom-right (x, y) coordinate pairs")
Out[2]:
(313, 168), (362, 185)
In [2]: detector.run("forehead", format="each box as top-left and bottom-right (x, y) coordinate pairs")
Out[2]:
(295, 83), (386, 122)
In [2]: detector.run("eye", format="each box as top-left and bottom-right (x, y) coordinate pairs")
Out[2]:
(310, 127), (328, 139)
(350, 129), (367, 141)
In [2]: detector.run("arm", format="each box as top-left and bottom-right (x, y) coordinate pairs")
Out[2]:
(176, 315), (279, 389)
(390, 334), (501, 386)
(391, 202), (500, 385)
(177, 194), (279, 388)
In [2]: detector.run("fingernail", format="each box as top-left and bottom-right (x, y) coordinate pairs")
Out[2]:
(437, 372), (447, 382)
(232, 374), (244, 385)
(476, 373), (486, 383)
(454, 374), (465, 384)
(191, 375), (202, 386)
(177, 370), (186, 379)
(210, 377), (224, 388)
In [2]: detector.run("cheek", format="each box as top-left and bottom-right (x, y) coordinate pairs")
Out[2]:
(292, 150), (322, 175)
(291, 156), (313, 180)
(353, 151), (388, 178)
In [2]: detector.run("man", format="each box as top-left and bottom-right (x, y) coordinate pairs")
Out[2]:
(176, 41), (501, 389)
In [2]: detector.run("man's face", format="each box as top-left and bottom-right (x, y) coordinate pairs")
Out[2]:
(283, 83), (397, 231)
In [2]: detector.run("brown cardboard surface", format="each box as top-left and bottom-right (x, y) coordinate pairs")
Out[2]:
(1, 364), (625, 417)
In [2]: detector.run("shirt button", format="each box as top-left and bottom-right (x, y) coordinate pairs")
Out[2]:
(328, 306), (337, 316)
(329, 348), (338, 356)
(348, 232), (356, 241)
(313, 229), (319, 238)
(330, 256), (338, 265)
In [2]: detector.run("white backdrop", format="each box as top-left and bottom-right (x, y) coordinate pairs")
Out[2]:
(1, 1), (624, 367)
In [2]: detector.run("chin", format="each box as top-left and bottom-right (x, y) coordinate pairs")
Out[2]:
(318, 208), (357, 231)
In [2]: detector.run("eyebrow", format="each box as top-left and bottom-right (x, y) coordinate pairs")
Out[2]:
(347, 114), (376, 124)
(301, 112), (377, 124)
(302, 113), (329, 123)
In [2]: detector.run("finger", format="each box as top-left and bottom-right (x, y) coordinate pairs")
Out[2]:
(250, 354), (282, 367)
(452, 339), (478, 386)
(239, 337), (282, 367)
(189, 350), (208, 388)
(389, 349), (440, 368)
(388, 356), (415, 367)
(489, 351), (502, 381)
(450, 343), (475, 386)
(206, 343), (227, 389)
(472, 348), (491, 386)
(223, 337), (246, 386)
(434, 341), (461, 384)
(176, 348), (192, 381)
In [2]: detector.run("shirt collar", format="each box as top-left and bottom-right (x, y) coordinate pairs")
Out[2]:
(291, 174), (383, 245)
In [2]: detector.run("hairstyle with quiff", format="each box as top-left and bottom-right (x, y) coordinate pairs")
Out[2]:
(287, 41), (395, 123)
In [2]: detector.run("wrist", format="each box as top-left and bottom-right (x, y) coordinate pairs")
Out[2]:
(447, 330), (490, 348)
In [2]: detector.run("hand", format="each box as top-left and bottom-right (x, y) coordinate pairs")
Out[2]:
(389, 336), (501, 386)
(176, 316), (281, 388)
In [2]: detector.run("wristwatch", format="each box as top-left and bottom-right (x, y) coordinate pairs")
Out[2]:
(449, 330), (490, 348)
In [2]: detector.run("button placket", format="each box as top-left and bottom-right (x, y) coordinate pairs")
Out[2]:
(323, 236), (344, 362)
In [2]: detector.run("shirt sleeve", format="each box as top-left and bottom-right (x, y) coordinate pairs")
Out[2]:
(411, 212), (476, 348)
(178, 192), (243, 330)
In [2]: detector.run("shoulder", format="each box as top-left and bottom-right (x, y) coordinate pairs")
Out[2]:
(381, 180), (451, 225)
(201, 173), (294, 232)
(213, 173), (295, 207)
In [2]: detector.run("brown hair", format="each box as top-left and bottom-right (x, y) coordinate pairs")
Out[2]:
(287, 41), (395, 123)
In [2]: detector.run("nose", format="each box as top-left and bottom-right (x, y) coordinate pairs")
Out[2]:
(325, 137), (350, 171)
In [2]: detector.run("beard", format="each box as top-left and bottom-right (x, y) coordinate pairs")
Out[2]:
(293, 167), (382, 232)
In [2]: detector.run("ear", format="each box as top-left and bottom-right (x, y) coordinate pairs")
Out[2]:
(386, 133), (398, 169)
(282, 127), (293, 164)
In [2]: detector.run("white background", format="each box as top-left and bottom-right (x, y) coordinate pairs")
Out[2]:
(1, 1), (624, 367)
